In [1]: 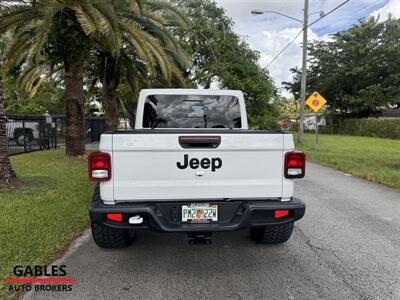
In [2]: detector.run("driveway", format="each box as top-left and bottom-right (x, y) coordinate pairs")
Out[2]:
(25, 162), (400, 299)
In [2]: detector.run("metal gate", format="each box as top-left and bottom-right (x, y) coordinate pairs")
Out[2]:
(6, 113), (105, 155)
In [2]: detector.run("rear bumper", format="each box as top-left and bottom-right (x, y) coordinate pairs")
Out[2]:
(89, 198), (305, 232)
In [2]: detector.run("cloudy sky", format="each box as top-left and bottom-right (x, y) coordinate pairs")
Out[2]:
(213, 0), (400, 96)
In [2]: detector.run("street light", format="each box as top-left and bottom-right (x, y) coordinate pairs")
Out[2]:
(310, 11), (326, 18)
(250, 9), (303, 23)
(251, 3), (324, 144)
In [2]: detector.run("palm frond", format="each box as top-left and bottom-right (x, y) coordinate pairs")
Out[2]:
(92, 2), (122, 56)
(143, 35), (172, 80)
(143, 0), (189, 28)
(126, 0), (143, 16)
(73, 4), (98, 36)
(2, 30), (33, 75)
(119, 22), (157, 73)
(0, 4), (36, 34)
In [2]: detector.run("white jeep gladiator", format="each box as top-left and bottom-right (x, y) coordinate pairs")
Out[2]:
(89, 89), (305, 247)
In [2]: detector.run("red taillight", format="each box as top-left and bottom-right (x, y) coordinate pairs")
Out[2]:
(106, 213), (122, 222)
(284, 151), (305, 178)
(275, 210), (289, 219)
(89, 152), (111, 181)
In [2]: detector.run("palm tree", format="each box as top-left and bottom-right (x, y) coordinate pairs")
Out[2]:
(0, 61), (18, 188)
(1, 1), (190, 135)
(94, 0), (190, 131)
(0, 32), (18, 188)
(98, 45), (188, 131)
(114, 52), (188, 127)
(0, 1), (124, 157)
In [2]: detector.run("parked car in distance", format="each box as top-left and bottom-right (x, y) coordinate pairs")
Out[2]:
(6, 118), (40, 146)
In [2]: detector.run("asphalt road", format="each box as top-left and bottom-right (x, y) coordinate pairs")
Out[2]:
(25, 162), (400, 300)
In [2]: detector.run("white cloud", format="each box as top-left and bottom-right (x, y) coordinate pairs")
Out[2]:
(214, 0), (304, 22)
(215, 0), (387, 31)
(254, 27), (306, 86)
(245, 27), (331, 96)
(213, 0), (397, 97)
(371, 0), (400, 20)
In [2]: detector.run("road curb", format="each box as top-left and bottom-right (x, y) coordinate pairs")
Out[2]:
(21, 229), (91, 300)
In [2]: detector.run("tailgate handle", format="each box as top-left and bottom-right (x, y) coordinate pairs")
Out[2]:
(179, 136), (221, 148)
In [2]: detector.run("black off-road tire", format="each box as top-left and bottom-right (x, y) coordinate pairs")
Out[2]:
(14, 129), (33, 146)
(250, 222), (294, 244)
(91, 186), (135, 248)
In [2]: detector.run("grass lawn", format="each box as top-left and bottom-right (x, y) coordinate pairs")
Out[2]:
(296, 133), (400, 190)
(0, 150), (95, 300)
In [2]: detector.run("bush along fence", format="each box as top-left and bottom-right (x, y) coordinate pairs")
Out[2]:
(320, 118), (400, 139)
(6, 113), (105, 155)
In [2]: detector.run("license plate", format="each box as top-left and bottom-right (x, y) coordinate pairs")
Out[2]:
(182, 203), (218, 223)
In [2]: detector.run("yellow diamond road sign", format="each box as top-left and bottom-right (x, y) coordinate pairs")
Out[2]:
(306, 91), (327, 112)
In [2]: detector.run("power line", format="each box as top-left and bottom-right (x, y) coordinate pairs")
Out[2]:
(307, 0), (351, 28)
(265, 0), (351, 67)
(266, 29), (303, 68)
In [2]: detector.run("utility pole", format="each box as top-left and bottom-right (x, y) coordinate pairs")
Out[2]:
(252, 1), (350, 145)
(298, 0), (309, 145)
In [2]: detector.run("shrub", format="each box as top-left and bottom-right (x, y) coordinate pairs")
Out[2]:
(321, 118), (400, 139)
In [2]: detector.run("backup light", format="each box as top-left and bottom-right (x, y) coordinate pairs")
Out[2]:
(89, 152), (111, 181)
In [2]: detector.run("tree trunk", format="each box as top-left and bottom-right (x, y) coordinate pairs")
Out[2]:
(0, 67), (18, 188)
(118, 97), (135, 129)
(65, 57), (85, 158)
(101, 54), (119, 131)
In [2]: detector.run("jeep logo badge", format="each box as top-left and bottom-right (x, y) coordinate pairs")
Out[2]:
(177, 154), (222, 172)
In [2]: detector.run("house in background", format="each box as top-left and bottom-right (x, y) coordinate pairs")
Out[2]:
(380, 107), (400, 119)
(118, 119), (132, 130)
(304, 112), (326, 130)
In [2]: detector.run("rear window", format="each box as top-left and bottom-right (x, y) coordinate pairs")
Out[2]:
(142, 95), (242, 128)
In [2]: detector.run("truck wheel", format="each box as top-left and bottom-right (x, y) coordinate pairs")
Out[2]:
(14, 130), (33, 146)
(250, 222), (294, 244)
(91, 186), (135, 248)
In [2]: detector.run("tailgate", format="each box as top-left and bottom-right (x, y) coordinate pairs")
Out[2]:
(111, 133), (284, 201)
